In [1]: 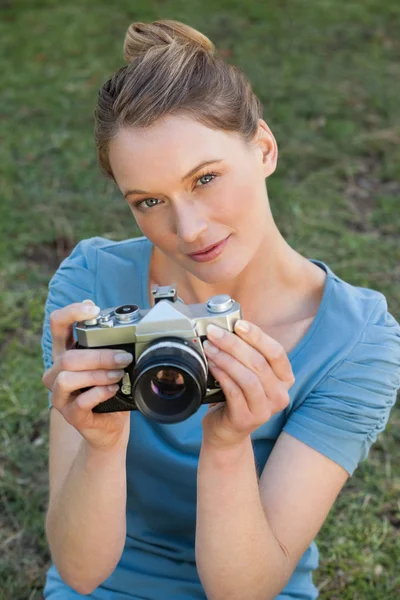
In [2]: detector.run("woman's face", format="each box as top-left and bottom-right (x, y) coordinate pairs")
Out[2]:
(108, 115), (277, 284)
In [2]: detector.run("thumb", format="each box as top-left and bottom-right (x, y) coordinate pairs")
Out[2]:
(51, 299), (99, 360)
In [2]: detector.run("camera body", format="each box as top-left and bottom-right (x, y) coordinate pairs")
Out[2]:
(75, 284), (241, 423)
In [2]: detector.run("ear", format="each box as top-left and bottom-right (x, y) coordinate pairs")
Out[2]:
(253, 118), (278, 178)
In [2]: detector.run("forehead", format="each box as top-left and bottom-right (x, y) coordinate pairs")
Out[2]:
(108, 115), (245, 182)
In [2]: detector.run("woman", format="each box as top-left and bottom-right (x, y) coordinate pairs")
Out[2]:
(41, 19), (400, 600)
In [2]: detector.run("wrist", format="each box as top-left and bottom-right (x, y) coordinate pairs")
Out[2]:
(200, 435), (253, 467)
(82, 415), (131, 456)
(83, 437), (128, 463)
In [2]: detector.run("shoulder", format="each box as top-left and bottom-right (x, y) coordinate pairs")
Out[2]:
(308, 260), (399, 368)
(47, 235), (150, 292)
(284, 261), (400, 475)
(317, 258), (390, 326)
(57, 235), (150, 273)
(48, 233), (152, 305)
(323, 273), (400, 403)
(42, 236), (151, 369)
(323, 275), (400, 392)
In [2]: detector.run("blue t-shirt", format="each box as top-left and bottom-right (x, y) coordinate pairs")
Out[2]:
(41, 236), (400, 600)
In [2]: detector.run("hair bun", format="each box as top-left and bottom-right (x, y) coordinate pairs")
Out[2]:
(123, 19), (215, 62)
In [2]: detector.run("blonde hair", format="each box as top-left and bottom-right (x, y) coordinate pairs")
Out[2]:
(94, 19), (263, 180)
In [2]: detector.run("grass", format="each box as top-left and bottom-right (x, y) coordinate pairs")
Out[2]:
(1, 0), (399, 598)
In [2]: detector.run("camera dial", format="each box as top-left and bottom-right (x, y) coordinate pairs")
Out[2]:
(114, 304), (140, 323)
(207, 294), (234, 313)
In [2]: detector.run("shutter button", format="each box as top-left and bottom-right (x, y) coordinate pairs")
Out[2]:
(207, 294), (234, 313)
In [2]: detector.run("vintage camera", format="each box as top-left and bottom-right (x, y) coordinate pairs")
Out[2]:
(75, 284), (241, 423)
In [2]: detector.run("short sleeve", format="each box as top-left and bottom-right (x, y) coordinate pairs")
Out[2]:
(283, 297), (400, 475)
(41, 239), (97, 407)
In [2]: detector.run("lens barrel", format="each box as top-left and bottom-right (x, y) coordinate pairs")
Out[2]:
(131, 338), (207, 423)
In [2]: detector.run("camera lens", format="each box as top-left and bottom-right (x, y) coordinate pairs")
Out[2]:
(150, 368), (186, 400)
(131, 337), (206, 423)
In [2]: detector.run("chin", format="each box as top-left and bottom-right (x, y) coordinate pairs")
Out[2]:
(187, 257), (249, 285)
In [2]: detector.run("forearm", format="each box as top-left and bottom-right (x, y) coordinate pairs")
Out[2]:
(196, 436), (290, 600)
(46, 439), (127, 594)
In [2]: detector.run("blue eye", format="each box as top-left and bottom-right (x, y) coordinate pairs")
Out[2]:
(134, 172), (218, 212)
(134, 198), (160, 210)
(143, 198), (159, 208)
(197, 173), (216, 186)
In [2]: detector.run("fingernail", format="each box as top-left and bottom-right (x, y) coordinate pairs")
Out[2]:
(204, 340), (219, 355)
(108, 384), (119, 392)
(115, 352), (134, 364)
(107, 370), (124, 379)
(207, 324), (224, 339)
(82, 299), (95, 305)
(235, 319), (250, 333)
(83, 304), (100, 315)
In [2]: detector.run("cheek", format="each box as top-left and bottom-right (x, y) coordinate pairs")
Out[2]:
(217, 177), (265, 224)
(129, 214), (158, 246)
(131, 209), (165, 237)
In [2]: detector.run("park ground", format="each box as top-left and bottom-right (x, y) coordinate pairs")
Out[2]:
(0, 1), (399, 598)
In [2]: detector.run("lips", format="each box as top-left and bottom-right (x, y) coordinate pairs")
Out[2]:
(186, 235), (231, 263)
(188, 238), (228, 256)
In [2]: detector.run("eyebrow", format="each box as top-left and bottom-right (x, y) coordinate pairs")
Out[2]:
(123, 159), (223, 198)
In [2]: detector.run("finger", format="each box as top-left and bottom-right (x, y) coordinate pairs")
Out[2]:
(43, 349), (134, 390)
(207, 343), (289, 416)
(55, 368), (124, 397)
(205, 348), (267, 417)
(204, 334), (290, 411)
(51, 369), (124, 411)
(207, 403), (224, 413)
(50, 301), (100, 359)
(207, 362), (253, 429)
(208, 321), (295, 385)
(234, 320), (295, 384)
(205, 325), (282, 396)
(62, 384), (120, 424)
(206, 325), (277, 389)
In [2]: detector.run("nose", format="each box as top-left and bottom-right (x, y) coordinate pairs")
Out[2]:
(174, 202), (208, 244)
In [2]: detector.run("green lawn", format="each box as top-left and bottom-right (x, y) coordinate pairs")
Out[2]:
(1, 1), (399, 598)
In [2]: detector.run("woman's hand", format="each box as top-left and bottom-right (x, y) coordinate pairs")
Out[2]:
(201, 319), (295, 449)
(42, 300), (134, 452)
